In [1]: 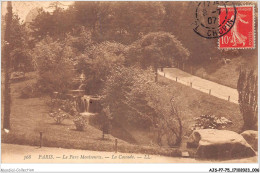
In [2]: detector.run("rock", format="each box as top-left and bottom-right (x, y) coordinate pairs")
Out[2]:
(241, 130), (258, 151)
(187, 129), (256, 160)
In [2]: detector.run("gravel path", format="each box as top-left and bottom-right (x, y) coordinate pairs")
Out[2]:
(1, 144), (257, 163)
(158, 68), (239, 104)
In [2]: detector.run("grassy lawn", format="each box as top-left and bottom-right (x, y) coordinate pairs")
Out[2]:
(158, 75), (243, 134)
(2, 71), (243, 156)
(192, 55), (258, 89)
(100, 75), (243, 147)
(1, 72), (181, 157)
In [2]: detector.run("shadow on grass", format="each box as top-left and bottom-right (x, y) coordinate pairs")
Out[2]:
(110, 121), (137, 144)
(96, 137), (113, 142)
(48, 122), (71, 126)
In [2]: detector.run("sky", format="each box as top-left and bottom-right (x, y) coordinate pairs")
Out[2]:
(1, 1), (74, 22)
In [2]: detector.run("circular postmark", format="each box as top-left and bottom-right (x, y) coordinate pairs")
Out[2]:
(193, 1), (237, 39)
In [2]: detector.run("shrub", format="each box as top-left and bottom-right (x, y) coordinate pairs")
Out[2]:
(47, 98), (79, 125)
(102, 66), (183, 147)
(75, 41), (125, 94)
(59, 99), (78, 116)
(126, 32), (190, 69)
(191, 114), (232, 130)
(49, 109), (70, 124)
(47, 98), (78, 115)
(73, 115), (87, 131)
(31, 37), (75, 94)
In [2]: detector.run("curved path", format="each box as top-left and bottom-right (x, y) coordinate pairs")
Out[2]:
(158, 68), (239, 104)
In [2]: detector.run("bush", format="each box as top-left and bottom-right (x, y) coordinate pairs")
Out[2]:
(102, 66), (183, 146)
(47, 98), (79, 125)
(49, 109), (70, 124)
(192, 114), (232, 130)
(73, 115), (87, 131)
(75, 41), (125, 94)
(31, 37), (75, 94)
(126, 32), (190, 69)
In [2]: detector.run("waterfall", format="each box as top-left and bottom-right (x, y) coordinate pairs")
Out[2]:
(81, 96), (91, 113)
(79, 95), (100, 117)
(85, 97), (90, 112)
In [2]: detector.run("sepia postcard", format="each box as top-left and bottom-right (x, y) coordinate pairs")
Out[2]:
(0, 1), (259, 172)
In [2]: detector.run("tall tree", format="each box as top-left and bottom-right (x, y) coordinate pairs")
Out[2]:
(30, 6), (75, 42)
(104, 2), (165, 44)
(126, 32), (190, 81)
(73, 1), (100, 32)
(10, 14), (31, 71)
(3, 1), (12, 130)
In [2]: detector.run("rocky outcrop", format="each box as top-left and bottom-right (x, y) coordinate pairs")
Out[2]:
(187, 129), (256, 160)
(241, 130), (258, 151)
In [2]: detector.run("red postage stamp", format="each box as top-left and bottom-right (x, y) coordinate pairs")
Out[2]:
(219, 5), (255, 49)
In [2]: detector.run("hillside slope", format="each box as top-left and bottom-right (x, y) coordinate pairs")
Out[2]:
(193, 55), (257, 89)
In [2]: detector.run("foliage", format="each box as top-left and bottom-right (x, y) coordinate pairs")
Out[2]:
(73, 115), (87, 131)
(192, 114), (232, 130)
(102, 66), (153, 125)
(75, 41), (125, 94)
(47, 98), (79, 125)
(29, 2), (165, 44)
(73, 2), (100, 31)
(73, 2), (165, 44)
(48, 98), (79, 116)
(102, 66), (183, 147)
(49, 109), (70, 125)
(126, 32), (190, 70)
(31, 37), (75, 94)
(65, 27), (93, 54)
(98, 106), (113, 135)
(30, 7), (75, 41)
(28, 1), (257, 66)
(3, 14), (32, 71)
(237, 70), (258, 130)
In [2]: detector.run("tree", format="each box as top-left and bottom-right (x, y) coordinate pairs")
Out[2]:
(102, 66), (183, 147)
(29, 8), (54, 41)
(73, 1), (100, 31)
(126, 32), (190, 81)
(75, 41), (125, 94)
(31, 37), (75, 94)
(167, 97), (183, 146)
(107, 2), (165, 44)
(30, 6), (75, 42)
(237, 69), (258, 130)
(9, 14), (32, 71)
(65, 26), (93, 54)
(72, 2), (165, 44)
(3, 1), (12, 130)
(102, 66), (154, 127)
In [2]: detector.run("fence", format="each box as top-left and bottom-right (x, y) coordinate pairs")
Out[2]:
(168, 61), (244, 89)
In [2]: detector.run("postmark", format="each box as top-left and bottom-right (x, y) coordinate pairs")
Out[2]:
(193, 1), (237, 39)
(218, 5), (255, 49)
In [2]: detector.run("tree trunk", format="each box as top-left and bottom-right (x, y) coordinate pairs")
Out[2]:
(3, 2), (12, 130)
